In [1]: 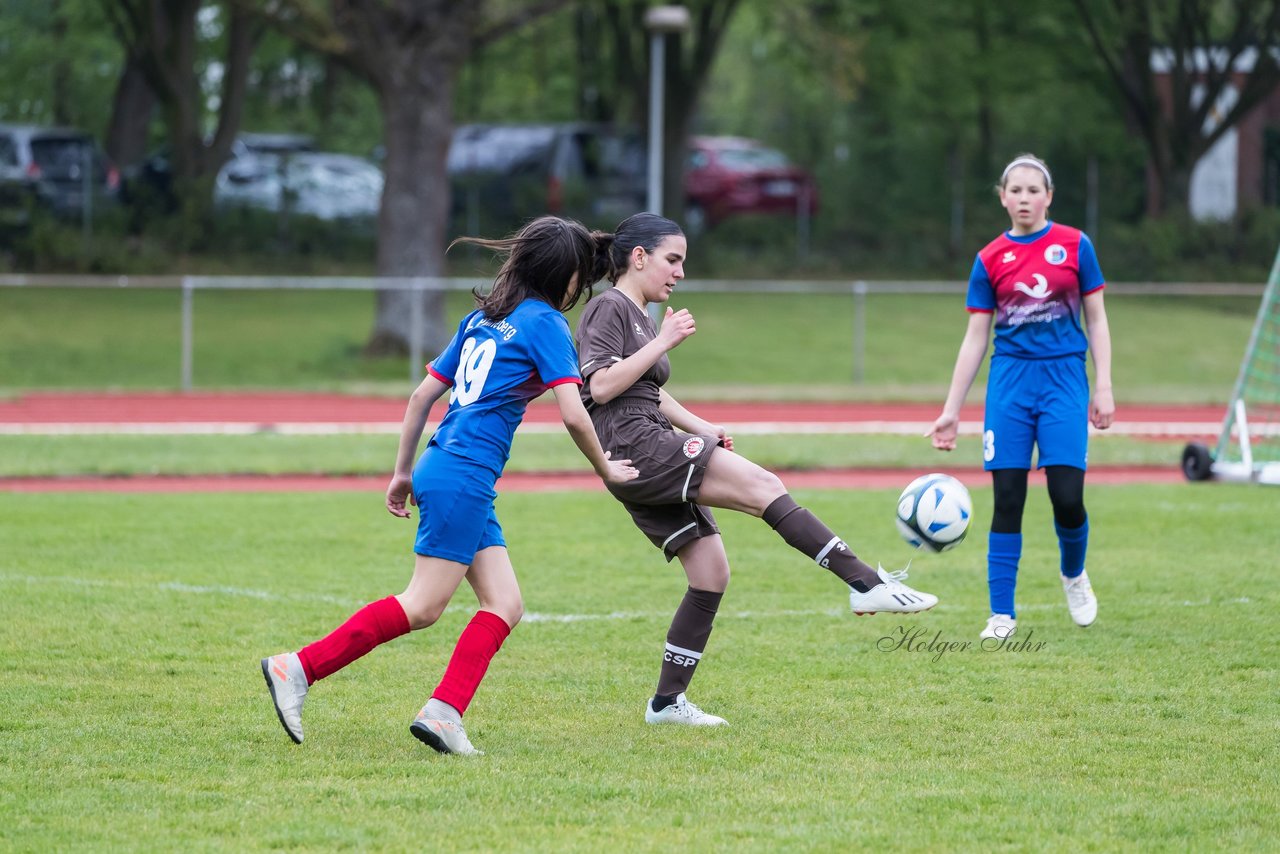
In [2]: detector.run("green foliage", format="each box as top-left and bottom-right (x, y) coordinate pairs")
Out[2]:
(0, 0), (121, 133)
(1103, 207), (1280, 282)
(1, 486), (1277, 849)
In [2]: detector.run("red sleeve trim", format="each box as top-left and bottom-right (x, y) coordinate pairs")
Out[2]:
(545, 376), (584, 388)
(1083, 282), (1106, 295)
(427, 366), (453, 386)
(966, 307), (994, 314)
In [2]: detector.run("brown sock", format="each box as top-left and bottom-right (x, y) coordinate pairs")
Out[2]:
(655, 586), (722, 698)
(762, 494), (881, 593)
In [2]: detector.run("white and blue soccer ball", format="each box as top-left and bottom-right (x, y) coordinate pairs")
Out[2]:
(895, 473), (972, 552)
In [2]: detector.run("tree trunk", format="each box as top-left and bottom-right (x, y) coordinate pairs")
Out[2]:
(103, 58), (156, 170)
(365, 64), (458, 357)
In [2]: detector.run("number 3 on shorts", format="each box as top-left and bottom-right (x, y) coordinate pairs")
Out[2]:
(451, 337), (497, 406)
(983, 428), (996, 463)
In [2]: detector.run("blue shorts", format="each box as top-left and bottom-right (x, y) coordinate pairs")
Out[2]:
(983, 355), (1089, 471)
(411, 446), (505, 563)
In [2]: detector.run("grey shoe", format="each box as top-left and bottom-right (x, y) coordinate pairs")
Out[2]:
(261, 653), (308, 744)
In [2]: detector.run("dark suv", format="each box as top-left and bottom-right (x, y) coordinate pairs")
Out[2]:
(447, 123), (645, 234)
(0, 124), (119, 227)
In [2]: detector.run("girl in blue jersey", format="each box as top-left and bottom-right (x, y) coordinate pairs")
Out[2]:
(261, 216), (637, 755)
(928, 154), (1114, 641)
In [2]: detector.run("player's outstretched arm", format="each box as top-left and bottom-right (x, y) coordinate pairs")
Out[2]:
(552, 383), (638, 485)
(927, 312), (992, 451)
(386, 374), (449, 518)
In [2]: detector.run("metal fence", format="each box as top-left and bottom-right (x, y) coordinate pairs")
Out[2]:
(0, 274), (1264, 389)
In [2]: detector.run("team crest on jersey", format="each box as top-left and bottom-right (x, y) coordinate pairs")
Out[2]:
(682, 437), (706, 459)
(634, 322), (646, 336)
(1002, 251), (1017, 263)
(1044, 244), (1068, 265)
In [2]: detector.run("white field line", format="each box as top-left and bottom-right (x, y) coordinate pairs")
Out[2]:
(0, 420), (1249, 437)
(0, 572), (1250, 618)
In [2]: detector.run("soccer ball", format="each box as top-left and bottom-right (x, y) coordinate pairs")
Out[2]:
(895, 473), (972, 552)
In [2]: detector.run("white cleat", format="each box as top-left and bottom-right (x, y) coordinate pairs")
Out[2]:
(261, 652), (308, 744)
(410, 711), (483, 756)
(1062, 570), (1098, 627)
(644, 693), (728, 726)
(979, 614), (1018, 640)
(848, 565), (939, 615)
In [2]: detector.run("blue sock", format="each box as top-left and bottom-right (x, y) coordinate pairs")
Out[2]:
(988, 532), (1021, 618)
(1056, 517), (1089, 579)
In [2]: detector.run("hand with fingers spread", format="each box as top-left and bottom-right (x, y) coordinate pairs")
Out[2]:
(602, 451), (640, 485)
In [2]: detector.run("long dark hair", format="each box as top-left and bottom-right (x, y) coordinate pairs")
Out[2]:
(451, 216), (603, 321)
(595, 212), (684, 284)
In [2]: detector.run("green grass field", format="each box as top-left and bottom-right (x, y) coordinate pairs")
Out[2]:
(2, 485), (1276, 851)
(0, 287), (1261, 402)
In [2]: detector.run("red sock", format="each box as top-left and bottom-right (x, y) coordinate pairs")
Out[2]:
(298, 595), (410, 683)
(431, 610), (512, 716)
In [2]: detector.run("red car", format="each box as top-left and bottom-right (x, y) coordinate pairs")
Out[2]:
(683, 135), (818, 230)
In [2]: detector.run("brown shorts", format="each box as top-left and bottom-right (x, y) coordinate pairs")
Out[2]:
(590, 398), (721, 561)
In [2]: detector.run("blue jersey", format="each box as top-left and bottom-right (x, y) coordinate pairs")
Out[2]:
(426, 298), (581, 476)
(966, 222), (1105, 360)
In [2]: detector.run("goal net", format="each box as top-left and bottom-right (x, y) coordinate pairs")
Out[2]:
(1183, 244), (1280, 484)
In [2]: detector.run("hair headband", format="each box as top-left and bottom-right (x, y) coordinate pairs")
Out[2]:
(1000, 158), (1053, 188)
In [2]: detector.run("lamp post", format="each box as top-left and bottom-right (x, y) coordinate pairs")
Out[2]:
(643, 5), (690, 321)
(643, 5), (690, 217)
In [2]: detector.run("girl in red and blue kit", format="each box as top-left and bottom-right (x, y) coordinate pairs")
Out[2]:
(928, 154), (1115, 641)
(260, 216), (637, 755)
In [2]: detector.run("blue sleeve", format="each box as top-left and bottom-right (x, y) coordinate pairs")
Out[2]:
(965, 254), (995, 311)
(1078, 233), (1105, 293)
(428, 312), (474, 384)
(530, 310), (581, 386)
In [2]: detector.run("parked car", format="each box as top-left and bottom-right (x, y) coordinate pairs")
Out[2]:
(122, 132), (317, 213)
(445, 122), (646, 233)
(0, 124), (119, 227)
(214, 151), (383, 222)
(683, 135), (818, 230)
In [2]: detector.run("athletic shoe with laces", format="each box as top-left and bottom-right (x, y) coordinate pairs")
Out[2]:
(979, 614), (1017, 640)
(410, 710), (483, 755)
(644, 692), (728, 726)
(1062, 569), (1098, 627)
(261, 652), (308, 744)
(848, 565), (939, 615)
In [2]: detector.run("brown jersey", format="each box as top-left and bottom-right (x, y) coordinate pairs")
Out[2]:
(576, 287), (670, 410)
(575, 286), (720, 560)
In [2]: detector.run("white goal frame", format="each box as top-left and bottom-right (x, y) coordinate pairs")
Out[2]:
(1199, 244), (1280, 485)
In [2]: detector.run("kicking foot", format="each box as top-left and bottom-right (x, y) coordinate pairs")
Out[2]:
(849, 565), (939, 615)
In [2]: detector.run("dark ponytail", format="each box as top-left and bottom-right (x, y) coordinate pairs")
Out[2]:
(589, 230), (617, 285)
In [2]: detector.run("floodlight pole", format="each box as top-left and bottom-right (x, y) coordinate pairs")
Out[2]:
(644, 5), (690, 321)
